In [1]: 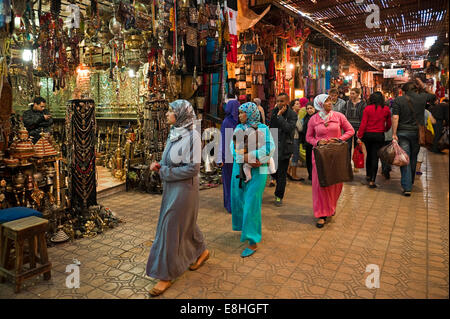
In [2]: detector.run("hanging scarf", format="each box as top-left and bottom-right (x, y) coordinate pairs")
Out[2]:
(238, 102), (260, 129)
(168, 99), (197, 142)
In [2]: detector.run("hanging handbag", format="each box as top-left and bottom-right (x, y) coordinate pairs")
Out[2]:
(352, 143), (365, 168)
(186, 26), (198, 47)
(313, 141), (353, 187)
(405, 95), (426, 146)
(189, 7), (199, 24)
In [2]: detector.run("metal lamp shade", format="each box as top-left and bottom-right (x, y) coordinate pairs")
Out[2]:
(381, 40), (391, 53)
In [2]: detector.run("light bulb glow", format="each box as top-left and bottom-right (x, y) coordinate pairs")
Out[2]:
(22, 49), (33, 62)
(289, 63), (295, 70)
(14, 17), (21, 29)
(128, 69), (136, 78)
(424, 36), (437, 49)
(327, 66), (331, 71)
(292, 46), (301, 52)
(321, 64), (325, 70)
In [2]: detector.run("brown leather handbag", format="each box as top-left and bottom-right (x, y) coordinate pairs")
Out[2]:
(313, 141), (353, 187)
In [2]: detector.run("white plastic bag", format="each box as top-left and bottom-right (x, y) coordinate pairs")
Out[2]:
(392, 140), (410, 167)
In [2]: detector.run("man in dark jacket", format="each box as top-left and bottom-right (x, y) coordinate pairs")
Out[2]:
(269, 93), (298, 206)
(23, 97), (53, 144)
(392, 80), (436, 196)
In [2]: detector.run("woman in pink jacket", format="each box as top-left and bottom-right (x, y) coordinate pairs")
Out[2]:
(306, 94), (355, 228)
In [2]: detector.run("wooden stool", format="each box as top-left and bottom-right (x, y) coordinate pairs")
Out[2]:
(0, 216), (52, 293)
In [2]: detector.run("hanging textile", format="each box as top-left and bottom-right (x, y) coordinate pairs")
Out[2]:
(226, 0), (238, 63)
(325, 70), (331, 91)
(236, 0), (270, 32)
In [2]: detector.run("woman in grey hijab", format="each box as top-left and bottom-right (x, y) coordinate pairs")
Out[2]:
(146, 100), (209, 296)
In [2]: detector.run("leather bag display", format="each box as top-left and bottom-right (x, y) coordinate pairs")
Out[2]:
(313, 141), (353, 187)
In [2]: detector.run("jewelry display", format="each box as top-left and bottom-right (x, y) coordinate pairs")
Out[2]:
(65, 99), (97, 211)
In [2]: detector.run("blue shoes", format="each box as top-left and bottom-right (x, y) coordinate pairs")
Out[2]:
(241, 247), (257, 258)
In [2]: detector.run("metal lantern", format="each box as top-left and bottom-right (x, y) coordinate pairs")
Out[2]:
(381, 39), (391, 53)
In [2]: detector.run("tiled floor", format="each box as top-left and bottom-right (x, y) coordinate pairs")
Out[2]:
(0, 151), (448, 299)
(96, 166), (124, 193)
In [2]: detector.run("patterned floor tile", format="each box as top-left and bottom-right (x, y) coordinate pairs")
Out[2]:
(1, 151), (447, 299)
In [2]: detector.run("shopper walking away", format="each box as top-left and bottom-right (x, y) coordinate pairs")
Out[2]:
(416, 109), (436, 175)
(269, 93), (298, 206)
(217, 99), (240, 213)
(302, 102), (316, 183)
(230, 102), (275, 257)
(392, 80), (436, 196)
(306, 94), (354, 228)
(146, 100), (209, 296)
(356, 92), (392, 188)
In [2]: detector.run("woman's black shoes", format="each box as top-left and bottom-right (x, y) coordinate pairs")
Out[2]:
(369, 183), (377, 188)
(316, 217), (327, 228)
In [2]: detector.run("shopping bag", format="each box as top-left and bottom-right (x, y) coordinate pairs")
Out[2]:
(313, 141), (353, 187)
(352, 143), (365, 168)
(438, 127), (449, 150)
(377, 141), (396, 165)
(391, 140), (409, 167)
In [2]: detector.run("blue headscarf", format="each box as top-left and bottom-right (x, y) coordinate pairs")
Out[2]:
(225, 99), (240, 125)
(239, 102), (261, 129)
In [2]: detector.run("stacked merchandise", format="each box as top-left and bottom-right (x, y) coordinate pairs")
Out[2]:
(131, 99), (170, 194)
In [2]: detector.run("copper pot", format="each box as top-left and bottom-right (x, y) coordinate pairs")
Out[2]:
(14, 172), (26, 185)
(33, 171), (44, 184)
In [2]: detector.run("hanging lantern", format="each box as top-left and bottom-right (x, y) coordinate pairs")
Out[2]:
(381, 39), (391, 53)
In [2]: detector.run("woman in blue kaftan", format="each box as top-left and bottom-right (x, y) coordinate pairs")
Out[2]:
(230, 102), (275, 258)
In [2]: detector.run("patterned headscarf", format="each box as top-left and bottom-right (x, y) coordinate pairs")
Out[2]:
(314, 94), (333, 122)
(168, 100), (197, 141)
(239, 102), (260, 129)
(313, 94), (329, 112)
(169, 100), (196, 128)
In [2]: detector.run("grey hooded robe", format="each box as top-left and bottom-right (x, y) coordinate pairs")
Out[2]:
(146, 129), (206, 281)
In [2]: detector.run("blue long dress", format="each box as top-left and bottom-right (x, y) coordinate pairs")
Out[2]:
(230, 123), (275, 244)
(219, 100), (240, 213)
(146, 129), (206, 281)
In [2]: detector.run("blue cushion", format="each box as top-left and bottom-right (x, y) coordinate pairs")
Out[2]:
(0, 207), (43, 224)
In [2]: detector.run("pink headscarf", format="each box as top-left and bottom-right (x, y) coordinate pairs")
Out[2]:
(299, 97), (309, 108)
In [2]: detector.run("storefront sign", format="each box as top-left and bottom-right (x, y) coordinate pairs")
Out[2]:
(383, 68), (405, 78)
(411, 60), (424, 69)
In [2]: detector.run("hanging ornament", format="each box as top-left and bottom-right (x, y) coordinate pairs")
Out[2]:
(50, 0), (61, 19)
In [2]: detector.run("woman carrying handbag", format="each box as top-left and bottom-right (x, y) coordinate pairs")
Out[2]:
(306, 94), (354, 228)
(356, 92), (392, 188)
